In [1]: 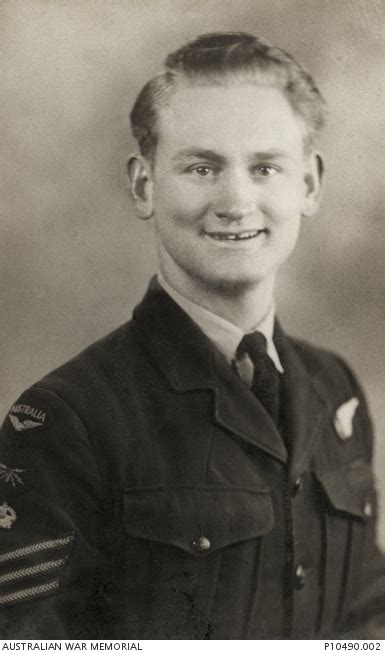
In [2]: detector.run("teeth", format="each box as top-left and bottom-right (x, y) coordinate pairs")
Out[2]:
(208, 230), (262, 241)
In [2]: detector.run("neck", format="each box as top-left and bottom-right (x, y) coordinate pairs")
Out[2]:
(159, 267), (276, 332)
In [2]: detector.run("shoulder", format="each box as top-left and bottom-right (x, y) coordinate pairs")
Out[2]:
(39, 318), (137, 394)
(1, 318), (138, 439)
(288, 335), (373, 449)
(289, 335), (362, 393)
(44, 318), (137, 387)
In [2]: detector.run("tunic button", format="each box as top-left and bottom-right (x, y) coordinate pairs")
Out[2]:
(363, 501), (373, 518)
(192, 536), (211, 552)
(294, 564), (307, 589)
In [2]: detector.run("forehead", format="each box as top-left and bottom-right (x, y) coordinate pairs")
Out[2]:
(156, 81), (306, 156)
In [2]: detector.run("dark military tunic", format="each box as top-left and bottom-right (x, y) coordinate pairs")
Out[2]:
(0, 283), (385, 638)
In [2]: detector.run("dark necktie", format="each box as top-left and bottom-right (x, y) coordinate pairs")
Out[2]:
(237, 332), (280, 424)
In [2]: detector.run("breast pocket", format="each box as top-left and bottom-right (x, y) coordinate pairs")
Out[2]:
(120, 485), (274, 638)
(315, 458), (375, 634)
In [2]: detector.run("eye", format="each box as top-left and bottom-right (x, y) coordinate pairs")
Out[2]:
(190, 165), (215, 177)
(253, 164), (279, 177)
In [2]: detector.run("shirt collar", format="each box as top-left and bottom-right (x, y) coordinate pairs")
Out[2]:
(157, 273), (283, 373)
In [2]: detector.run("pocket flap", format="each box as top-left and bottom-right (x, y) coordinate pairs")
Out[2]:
(123, 486), (274, 555)
(316, 459), (374, 520)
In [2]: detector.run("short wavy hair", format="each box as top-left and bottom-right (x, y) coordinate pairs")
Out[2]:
(130, 32), (327, 160)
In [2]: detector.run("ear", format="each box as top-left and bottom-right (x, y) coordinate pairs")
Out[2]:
(127, 154), (154, 220)
(302, 151), (324, 217)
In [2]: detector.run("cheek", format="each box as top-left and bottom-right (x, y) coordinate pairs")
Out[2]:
(153, 178), (211, 225)
(265, 179), (305, 222)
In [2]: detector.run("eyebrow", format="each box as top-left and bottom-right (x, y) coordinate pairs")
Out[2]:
(172, 148), (290, 163)
(172, 149), (226, 165)
(249, 149), (290, 160)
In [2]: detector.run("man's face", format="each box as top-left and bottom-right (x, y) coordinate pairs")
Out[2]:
(139, 82), (320, 293)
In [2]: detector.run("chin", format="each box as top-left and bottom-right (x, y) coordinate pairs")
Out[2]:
(195, 270), (268, 296)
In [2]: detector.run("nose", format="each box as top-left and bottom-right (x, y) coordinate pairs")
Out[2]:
(214, 172), (256, 222)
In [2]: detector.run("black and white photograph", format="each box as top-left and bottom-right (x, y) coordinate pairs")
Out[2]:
(1, 0), (385, 641)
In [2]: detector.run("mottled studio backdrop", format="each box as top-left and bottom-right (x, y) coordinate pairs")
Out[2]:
(1, 0), (385, 544)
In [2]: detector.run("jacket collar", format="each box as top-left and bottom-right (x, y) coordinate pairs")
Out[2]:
(133, 282), (332, 471)
(157, 271), (283, 373)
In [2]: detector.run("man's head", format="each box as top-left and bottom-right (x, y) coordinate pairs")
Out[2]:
(128, 32), (326, 299)
(130, 32), (326, 162)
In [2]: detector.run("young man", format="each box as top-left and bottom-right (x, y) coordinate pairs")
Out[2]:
(1, 32), (384, 639)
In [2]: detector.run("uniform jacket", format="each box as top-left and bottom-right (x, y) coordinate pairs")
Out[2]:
(1, 283), (385, 639)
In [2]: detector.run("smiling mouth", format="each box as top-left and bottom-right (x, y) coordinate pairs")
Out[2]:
(204, 229), (267, 241)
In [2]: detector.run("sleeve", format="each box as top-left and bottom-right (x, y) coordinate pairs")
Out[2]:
(0, 384), (108, 639)
(338, 360), (385, 639)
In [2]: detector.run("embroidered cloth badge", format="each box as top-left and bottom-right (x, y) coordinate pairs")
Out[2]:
(334, 397), (359, 440)
(8, 403), (48, 432)
(0, 503), (17, 529)
(0, 464), (25, 488)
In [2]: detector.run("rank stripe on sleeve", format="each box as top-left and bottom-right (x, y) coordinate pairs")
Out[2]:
(0, 533), (74, 606)
(0, 579), (60, 605)
(0, 556), (66, 585)
(0, 533), (73, 564)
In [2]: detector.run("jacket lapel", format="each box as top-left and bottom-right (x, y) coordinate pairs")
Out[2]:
(274, 323), (332, 481)
(210, 346), (288, 462)
(133, 284), (287, 463)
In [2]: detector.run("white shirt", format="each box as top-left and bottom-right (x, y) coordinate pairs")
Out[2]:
(158, 273), (284, 385)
